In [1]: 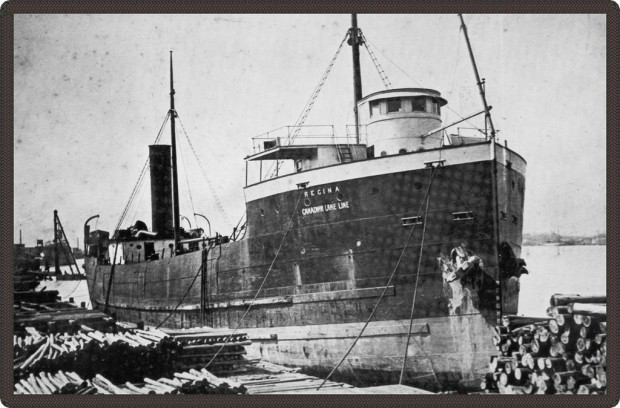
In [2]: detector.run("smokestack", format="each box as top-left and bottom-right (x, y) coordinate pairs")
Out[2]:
(149, 145), (174, 238)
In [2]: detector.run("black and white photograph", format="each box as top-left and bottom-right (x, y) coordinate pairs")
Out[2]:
(6, 6), (614, 401)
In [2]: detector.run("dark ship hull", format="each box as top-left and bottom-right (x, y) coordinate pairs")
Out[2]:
(84, 141), (526, 389)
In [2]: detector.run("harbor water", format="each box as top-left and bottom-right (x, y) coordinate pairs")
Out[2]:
(39, 245), (607, 318)
(518, 245), (606, 317)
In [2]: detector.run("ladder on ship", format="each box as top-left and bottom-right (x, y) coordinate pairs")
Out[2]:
(337, 145), (353, 163)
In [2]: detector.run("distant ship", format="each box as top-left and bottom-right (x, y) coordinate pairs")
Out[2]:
(83, 15), (528, 390)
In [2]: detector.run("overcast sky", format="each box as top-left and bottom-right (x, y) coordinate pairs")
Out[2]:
(13, 14), (606, 245)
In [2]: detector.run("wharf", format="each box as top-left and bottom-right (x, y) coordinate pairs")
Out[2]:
(226, 361), (433, 394)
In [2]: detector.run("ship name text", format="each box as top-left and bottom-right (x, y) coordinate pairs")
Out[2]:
(303, 186), (340, 198)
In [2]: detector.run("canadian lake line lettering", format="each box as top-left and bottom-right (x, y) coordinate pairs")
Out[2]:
(301, 200), (350, 216)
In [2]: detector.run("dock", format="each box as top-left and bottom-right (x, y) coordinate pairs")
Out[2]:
(229, 365), (433, 394)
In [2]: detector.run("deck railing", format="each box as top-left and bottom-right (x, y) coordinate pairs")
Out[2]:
(251, 125), (354, 154)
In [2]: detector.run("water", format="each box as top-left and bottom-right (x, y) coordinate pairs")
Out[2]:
(38, 246), (607, 317)
(518, 245), (606, 317)
(34, 258), (91, 309)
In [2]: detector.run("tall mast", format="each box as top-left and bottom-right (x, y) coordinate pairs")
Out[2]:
(53, 210), (60, 273)
(458, 14), (496, 141)
(169, 51), (181, 253)
(349, 14), (363, 144)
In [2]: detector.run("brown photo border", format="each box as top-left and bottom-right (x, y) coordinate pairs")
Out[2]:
(1, 1), (618, 407)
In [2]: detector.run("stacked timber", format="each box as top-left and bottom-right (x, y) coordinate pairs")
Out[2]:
(14, 325), (254, 394)
(14, 303), (115, 334)
(14, 369), (247, 395)
(163, 327), (252, 374)
(483, 294), (606, 394)
(14, 326), (182, 385)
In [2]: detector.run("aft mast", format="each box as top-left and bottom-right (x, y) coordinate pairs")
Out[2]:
(169, 51), (181, 253)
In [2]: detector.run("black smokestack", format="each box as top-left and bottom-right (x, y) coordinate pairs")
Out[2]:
(149, 145), (173, 238)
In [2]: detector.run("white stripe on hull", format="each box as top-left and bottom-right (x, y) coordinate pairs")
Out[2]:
(244, 142), (526, 202)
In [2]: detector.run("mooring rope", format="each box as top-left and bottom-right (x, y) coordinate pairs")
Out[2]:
(399, 166), (439, 385)
(317, 165), (438, 390)
(204, 189), (305, 369)
(156, 263), (204, 330)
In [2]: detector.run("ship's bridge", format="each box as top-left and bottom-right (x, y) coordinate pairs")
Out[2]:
(244, 88), (475, 186)
(244, 125), (368, 185)
(356, 88), (448, 156)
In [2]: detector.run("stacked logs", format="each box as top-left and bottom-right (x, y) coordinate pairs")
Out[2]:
(170, 331), (251, 374)
(14, 326), (253, 394)
(14, 369), (246, 395)
(482, 294), (606, 394)
(14, 304), (116, 334)
(14, 326), (182, 385)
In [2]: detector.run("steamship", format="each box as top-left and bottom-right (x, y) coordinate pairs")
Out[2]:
(83, 15), (527, 390)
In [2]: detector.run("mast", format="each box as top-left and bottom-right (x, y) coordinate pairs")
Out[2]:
(169, 51), (181, 253)
(459, 14), (502, 321)
(53, 210), (60, 274)
(349, 14), (363, 144)
(458, 14), (496, 142)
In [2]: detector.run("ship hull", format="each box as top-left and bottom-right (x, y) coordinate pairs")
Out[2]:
(84, 142), (526, 389)
(86, 299), (495, 391)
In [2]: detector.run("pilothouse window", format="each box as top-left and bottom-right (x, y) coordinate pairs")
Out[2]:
(412, 96), (426, 112)
(387, 98), (402, 113)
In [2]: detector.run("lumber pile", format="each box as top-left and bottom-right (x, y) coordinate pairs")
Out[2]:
(14, 326), (181, 384)
(13, 369), (247, 395)
(13, 325), (254, 395)
(483, 294), (606, 394)
(166, 328), (251, 374)
(14, 303), (115, 334)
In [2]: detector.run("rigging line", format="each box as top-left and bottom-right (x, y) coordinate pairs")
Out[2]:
(177, 133), (197, 226)
(268, 32), (349, 179)
(116, 112), (169, 230)
(205, 189), (305, 369)
(127, 174), (148, 227)
(176, 114), (233, 229)
(289, 33), (349, 142)
(361, 33), (392, 89)
(115, 112), (170, 232)
(155, 263), (204, 330)
(445, 25), (463, 126)
(364, 37), (482, 133)
(399, 167), (438, 386)
(364, 37), (424, 87)
(317, 167), (438, 390)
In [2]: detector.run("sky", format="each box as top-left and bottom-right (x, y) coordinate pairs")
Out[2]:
(13, 13), (607, 245)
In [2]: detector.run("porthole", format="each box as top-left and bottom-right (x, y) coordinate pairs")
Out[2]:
(304, 198), (311, 207)
(274, 206), (280, 213)
(260, 209), (265, 216)
(129, 243), (134, 247)
(414, 182), (423, 190)
(300, 247), (306, 255)
(136, 245), (142, 250)
(371, 187), (380, 195)
(380, 151), (387, 157)
(399, 148), (407, 154)
(356, 240), (362, 247)
(337, 193), (344, 201)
